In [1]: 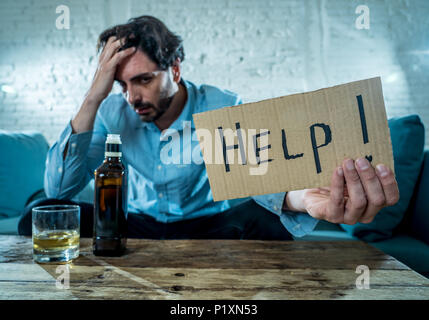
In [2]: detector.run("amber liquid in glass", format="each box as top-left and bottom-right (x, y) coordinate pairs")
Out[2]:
(33, 230), (80, 263)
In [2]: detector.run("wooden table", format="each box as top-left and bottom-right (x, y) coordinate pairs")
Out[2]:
(1, 235), (429, 300)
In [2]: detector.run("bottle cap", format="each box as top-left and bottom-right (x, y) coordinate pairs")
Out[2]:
(106, 134), (122, 144)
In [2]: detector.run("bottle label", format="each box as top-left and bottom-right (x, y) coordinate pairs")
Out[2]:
(105, 141), (122, 158)
(105, 151), (122, 157)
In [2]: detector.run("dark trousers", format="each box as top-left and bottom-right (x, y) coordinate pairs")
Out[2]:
(18, 198), (293, 240)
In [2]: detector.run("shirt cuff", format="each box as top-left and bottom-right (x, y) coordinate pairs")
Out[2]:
(252, 192), (286, 215)
(280, 210), (320, 238)
(61, 120), (93, 159)
(252, 192), (320, 237)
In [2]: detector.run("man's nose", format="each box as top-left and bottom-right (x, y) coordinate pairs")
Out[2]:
(127, 87), (142, 106)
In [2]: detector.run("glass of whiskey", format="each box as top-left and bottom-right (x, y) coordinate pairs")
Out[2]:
(32, 205), (80, 263)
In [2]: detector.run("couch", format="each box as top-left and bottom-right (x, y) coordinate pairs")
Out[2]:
(0, 130), (93, 235)
(1, 115), (428, 279)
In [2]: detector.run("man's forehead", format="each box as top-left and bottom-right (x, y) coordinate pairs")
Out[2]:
(115, 49), (160, 82)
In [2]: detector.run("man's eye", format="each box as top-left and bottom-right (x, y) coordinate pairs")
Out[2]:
(141, 78), (152, 84)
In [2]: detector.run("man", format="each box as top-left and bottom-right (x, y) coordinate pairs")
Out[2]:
(19, 16), (399, 240)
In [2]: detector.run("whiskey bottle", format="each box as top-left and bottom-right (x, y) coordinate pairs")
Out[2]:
(93, 134), (127, 256)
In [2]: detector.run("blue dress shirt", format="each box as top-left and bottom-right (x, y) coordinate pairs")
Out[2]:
(44, 79), (319, 237)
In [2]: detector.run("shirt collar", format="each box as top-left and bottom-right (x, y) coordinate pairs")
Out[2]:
(135, 78), (196, 131)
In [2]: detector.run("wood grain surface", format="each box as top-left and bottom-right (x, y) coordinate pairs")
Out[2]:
(0, 236), (428, 300)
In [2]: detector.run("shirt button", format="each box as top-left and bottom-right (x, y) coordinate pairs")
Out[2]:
(58, 167), (63, 173)
(157, 165), (162, 170)
(273, 206), (278, 211)
(158, 193), (163, 198)
(71, 143), (76, 149)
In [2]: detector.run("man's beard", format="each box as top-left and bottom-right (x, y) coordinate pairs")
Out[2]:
(134, 95), (174, 122)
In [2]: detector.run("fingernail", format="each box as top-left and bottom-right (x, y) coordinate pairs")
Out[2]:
(356, 157), (369, 170)
(337, 167), (344, 176)
(376, 164), (389, 177)
(345, 159), (355, 171)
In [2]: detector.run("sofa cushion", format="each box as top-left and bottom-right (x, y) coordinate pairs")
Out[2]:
(0, 131), (49, 218)
(369, 234), (429, 275)
(408, 150), (429, 245)
(341, 115), (425, 241)
(0, 216), (20, 235)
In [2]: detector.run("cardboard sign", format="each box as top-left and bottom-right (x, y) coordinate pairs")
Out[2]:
(192, 77), (394, 201)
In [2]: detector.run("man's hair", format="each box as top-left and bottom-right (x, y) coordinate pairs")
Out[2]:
(97, 15), (185, 70)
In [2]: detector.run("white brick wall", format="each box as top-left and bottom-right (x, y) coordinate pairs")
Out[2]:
(1, 0), (428, 148)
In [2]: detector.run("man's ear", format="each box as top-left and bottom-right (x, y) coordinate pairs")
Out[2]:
(171, 58), (181, 83)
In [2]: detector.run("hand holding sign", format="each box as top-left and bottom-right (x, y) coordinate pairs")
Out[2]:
(285, 157), (399, 225)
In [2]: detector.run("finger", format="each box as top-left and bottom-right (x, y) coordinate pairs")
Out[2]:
(110, 47), (136, 65)
(104, 39), (123, 61)
(106, 35), (117, 46)
(375, 164), (400, 206)
(99, 36), (117, 61)
(354, 158), (386, 223)
(318, 187), (349, 198)
(342, 158), (367, 225)
(326, 166), (346, 224)
(318, 188), (330, 196)
(100, 39), (123, 63)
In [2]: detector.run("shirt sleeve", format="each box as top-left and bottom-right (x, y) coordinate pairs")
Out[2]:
(44, 112), (107, 199)
(251, 193), (320, 237)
